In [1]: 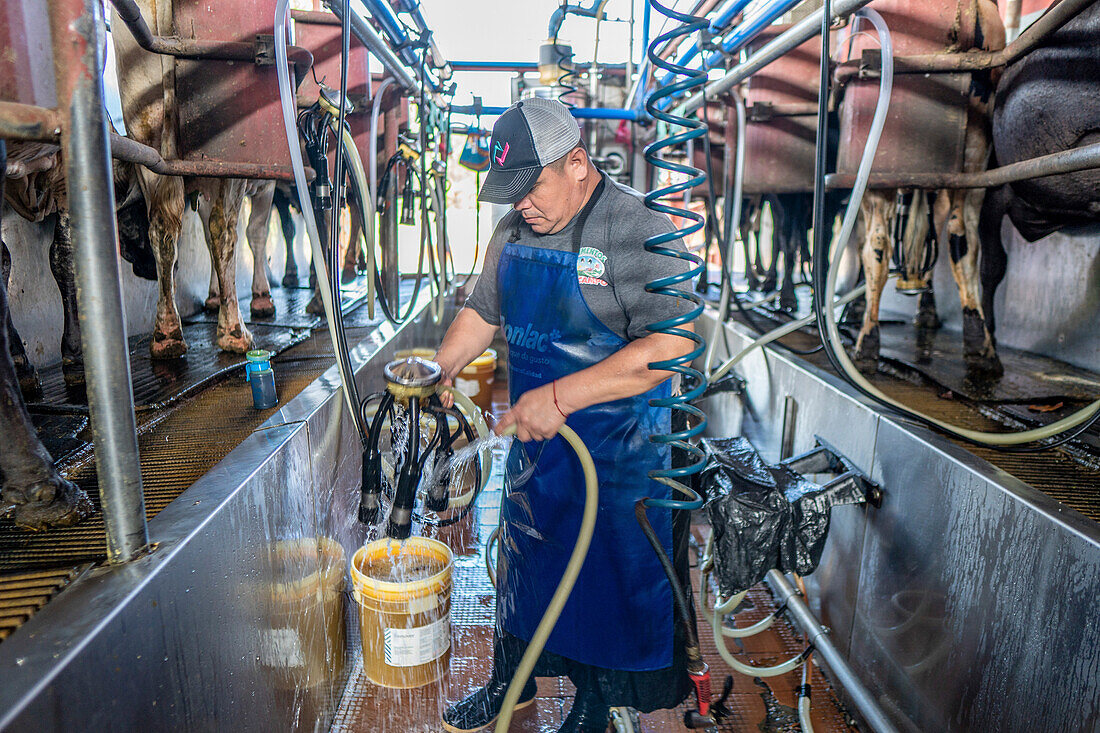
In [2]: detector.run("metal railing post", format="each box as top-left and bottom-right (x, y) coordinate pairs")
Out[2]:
(48, 0), (148, 563)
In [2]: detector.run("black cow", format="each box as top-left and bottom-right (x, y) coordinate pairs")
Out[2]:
(980, 3), (1100, 339)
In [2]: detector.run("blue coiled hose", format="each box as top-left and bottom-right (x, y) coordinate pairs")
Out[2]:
(641, 0), (708, 512)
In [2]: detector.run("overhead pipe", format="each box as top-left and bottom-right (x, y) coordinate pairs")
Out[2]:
(49, 0), (148, 563)
(323, 0), (417, 89)
(678, 0), (874, 114)
(655, 0), (763, 86)
(766, 571), (899, 733)
(653, 0), (806, 111)
(401, 1), (452, 79)
(359, 0), (419, 68)
(109, 0), (313, 85)
(449, 104), (643, 121)
(833, 0), (1096, 80)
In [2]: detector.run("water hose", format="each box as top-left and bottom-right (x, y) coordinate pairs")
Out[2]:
(275, 0), (367, 445)
(327, 117), (376, 319)
(703, 88), (745, 377)
(495, 422), (598, 733)
(812, 8), (1100, 448)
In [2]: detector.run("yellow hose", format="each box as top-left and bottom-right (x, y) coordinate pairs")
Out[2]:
(494, 422), (598, 733)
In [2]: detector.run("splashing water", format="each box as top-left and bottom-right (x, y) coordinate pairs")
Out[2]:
(363, 548), (447, 584)
(423, 433), (512, 502)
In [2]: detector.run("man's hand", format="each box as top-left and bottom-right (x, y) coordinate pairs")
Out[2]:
(437, 373), (455, 409)
(494, 382), (567, 442)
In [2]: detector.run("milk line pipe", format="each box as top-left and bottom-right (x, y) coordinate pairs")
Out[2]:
(813, 8), (1100, 447)
(109, 0), (313, 85)
(677, 0), (873, 115)
(766, 571), (900, 733)
(703, 88), (744, 377)
(358, 0), (447, 90)
(276, 0), (368, 445)
(50, 0), (148, 563)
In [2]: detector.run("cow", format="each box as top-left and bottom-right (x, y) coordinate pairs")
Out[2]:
(979, 3), (1100, 342)
(851, 0), (1005, 377)
(111, 2), (253, 359)
(0, 139), (154, 530)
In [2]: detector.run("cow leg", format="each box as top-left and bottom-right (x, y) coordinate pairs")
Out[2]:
(778, 213), (798, 313)
(0, 142), (90, 530)
(274, 187), (300, 287)
(146, 175), (187, 359)
(946, 188), (1003, 377)
(0, 237), (41, 399)
(341, 200), (363, 283)
(246, 182), (276, 317)
(205, 262), (220, 311)
(978, 184), (1009, 344)
(853, 191), (896, 373)
(915, 290), (941, 331)
(50, 211), (84, 387)
(204, 180), (253, 354)
(761, 198), (780, 294)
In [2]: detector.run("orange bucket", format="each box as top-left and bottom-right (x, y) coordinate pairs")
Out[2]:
(456, 348), (497, 414)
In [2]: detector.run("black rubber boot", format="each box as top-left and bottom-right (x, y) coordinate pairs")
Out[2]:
(441, 675), (537, 733)
(558, 688), (610, 732)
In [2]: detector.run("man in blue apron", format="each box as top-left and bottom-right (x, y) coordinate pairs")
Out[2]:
(434, 97), (697, 732)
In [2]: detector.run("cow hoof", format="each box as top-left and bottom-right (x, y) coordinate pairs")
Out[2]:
(250, 292), (276, 318)
(852, 329), (880, 375)
(150, 328), (188, 360)
(14, 363), (43, 402)
(341, 265), (357, 283)
(282, 272), (299, 288)
(204, 294), (221, 312)
(966, 352), (1004, 379)
(305, 292), (326, 316)
(217, 325), (253, 355)
(779, 292), (798, 314)
(61, 357), (86, 388)
(914, 310), (941, 331)
(3, 477), (92, 531)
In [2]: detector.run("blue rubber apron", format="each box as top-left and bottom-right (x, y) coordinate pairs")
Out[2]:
(496, 181), (675, 672)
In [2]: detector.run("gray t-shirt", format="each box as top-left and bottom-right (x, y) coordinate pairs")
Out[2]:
(465, 173), (694, 341)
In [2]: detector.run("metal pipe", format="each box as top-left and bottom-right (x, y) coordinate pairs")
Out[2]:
(360, 0), (418, 68)
(680, 0), (874, 114)
(833, 0), (1096, 79)
(450, 61), (540, 72)
(0, 101), (62, 141)
(109, 0), (314, 85)
(825, 140), (1100, 190)
(449, 104), (642, 120)
(108, 133), (303, 180)
(658, 0), (797, 88)
(49, 0), (148, 563)
(323, 0), (416, 89)
(765, 571), (899, 733)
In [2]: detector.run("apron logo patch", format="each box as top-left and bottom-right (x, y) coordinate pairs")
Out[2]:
(504, 322), (561, 353)
(577, 247), (608, 287)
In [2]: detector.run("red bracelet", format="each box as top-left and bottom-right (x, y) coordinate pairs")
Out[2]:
(552, 380), (568, 419)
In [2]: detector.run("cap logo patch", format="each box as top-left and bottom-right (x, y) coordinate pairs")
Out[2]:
(494, 141), (510, 166)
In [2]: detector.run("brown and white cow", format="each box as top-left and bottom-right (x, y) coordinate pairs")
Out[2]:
(111, 0), (253, 358)
(852, 0), (1005, 378)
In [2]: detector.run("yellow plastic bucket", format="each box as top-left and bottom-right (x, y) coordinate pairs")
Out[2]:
(456, 348), (497, 414)
(350, 538), (454, 688)
(394, 347), (436, 361)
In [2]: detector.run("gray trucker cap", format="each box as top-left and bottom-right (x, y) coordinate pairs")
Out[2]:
(478, 96), (582, 205)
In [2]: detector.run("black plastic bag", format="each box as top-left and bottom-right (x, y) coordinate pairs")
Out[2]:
(699, 436), (865, 597)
